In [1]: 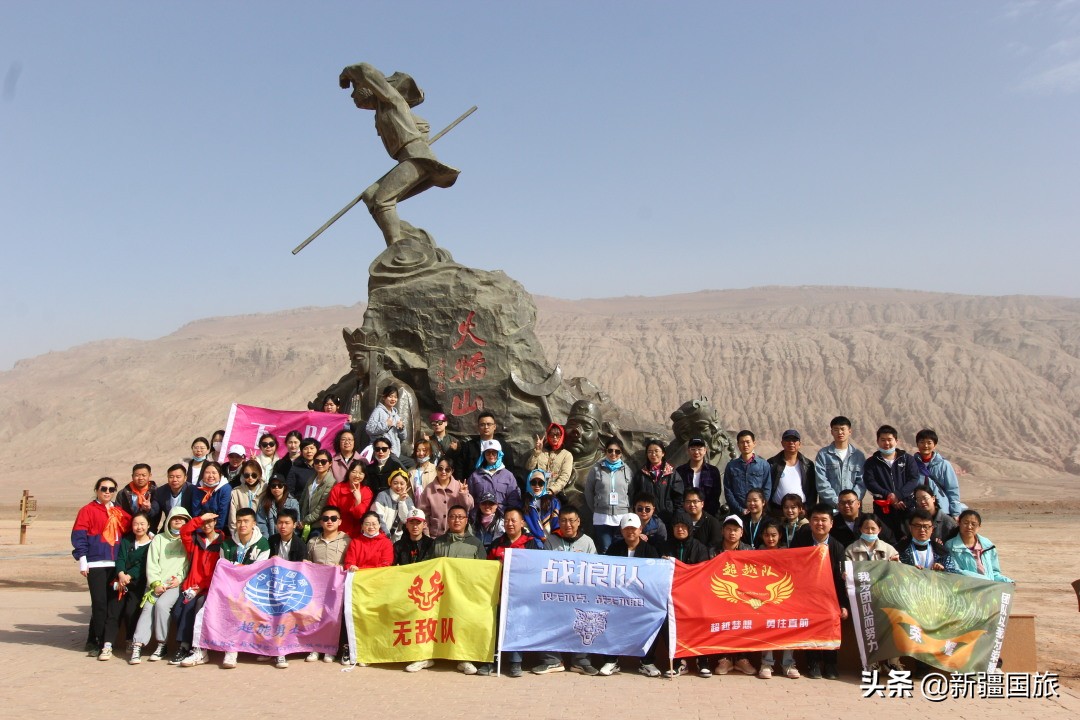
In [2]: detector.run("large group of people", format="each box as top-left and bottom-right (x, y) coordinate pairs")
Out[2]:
(72, 398), (1011, 677)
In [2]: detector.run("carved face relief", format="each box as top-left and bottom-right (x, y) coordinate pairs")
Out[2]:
(565, 416), (600, 459)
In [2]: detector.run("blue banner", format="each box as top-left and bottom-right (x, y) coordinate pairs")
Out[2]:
(498, 549), (674, 655)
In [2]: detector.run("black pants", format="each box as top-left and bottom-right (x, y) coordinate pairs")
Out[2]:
(85, 567), (116, 649)
(171, 593), (206, 650)
(105, 583), (145, 644)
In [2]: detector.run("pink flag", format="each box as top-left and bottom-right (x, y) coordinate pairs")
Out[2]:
(220, 403), (350, 461)
(195, 558), (346, 656)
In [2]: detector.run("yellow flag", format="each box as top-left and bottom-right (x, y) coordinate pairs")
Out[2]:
(346, 557), (501, 664)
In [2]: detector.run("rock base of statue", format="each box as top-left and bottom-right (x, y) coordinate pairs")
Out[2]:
(340, 226), (576, 456)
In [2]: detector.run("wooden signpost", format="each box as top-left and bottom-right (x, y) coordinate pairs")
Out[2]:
(20, 489), (37, 545)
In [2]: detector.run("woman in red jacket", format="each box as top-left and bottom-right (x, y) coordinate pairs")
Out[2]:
(71, 477), (132, 659)
(343, 512), (393, 570)
(328, 459), (374, 539)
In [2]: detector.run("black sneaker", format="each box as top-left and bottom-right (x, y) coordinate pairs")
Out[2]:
(806, 662), (822, 679)
(570, 662), (599, 676)
(476, 662), (493, 676)
(169, 648), (188, 666)
(507, 663), (523, 678)
(823, 663), (839, 680)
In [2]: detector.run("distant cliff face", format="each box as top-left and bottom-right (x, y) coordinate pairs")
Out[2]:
(2, 287), (1078, 503)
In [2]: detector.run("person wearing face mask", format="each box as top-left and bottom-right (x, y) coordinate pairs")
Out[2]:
(844, 514), (903, 673)
(185, 437), (212, 484)
(898, 509), (958, 572)
(863, 425), (921, 541)
(130, 506), (191, 663)
(228, 461), (266, 538)
(409, 439), (437, 500)
(844, 514), (900, 562)
(343, 511), (394, 570)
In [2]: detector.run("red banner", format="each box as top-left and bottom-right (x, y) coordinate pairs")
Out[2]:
(671, 546), (841, 656)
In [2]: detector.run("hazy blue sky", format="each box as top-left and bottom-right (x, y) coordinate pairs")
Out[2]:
(2, 1), (1078, 369)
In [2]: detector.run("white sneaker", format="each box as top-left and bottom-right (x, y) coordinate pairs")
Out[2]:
(322, 652), (336, 663)
(457, 661), (478, 675)
(638, 663), (661, 677)
(405, 659), (435, 673)
(275, 656), (289, 669)
(306, 652), (320, 662)
(758, 665), (773, 679)
(148, 645), (168, 662)
(180, 649), (206, 667)
(598, 661), (619, 676)
(222, 651), (238, 669)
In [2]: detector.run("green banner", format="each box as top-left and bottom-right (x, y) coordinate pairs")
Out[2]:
(844, 561), (1014, 674)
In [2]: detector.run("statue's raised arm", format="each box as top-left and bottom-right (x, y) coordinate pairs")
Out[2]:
(339, 62), (460, 247)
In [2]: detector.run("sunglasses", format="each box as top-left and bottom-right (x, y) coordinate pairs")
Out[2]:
(436, 466), (452, 472)
(242, 472), (260, 479)
(432, 420), (446, 425)
(634, 506), (653, 513)
(373, 447), (390, 453)
(260, 442), (277, 448)
(530, 481), (545, 487)
(320, 515), (340, 522)
(268, 483), (286, 489)
(313, 459), (331, 465)
(605, 448), (622, 455)
(98, 486), (117, 493)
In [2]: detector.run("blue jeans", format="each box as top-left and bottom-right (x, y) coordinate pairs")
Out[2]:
(593, 524), (620, 553)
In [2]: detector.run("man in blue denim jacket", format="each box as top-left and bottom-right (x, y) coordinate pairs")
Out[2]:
(814, 416), (867, 507)
(723, 430), (772, 515)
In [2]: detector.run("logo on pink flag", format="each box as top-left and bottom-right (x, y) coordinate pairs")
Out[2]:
(196, 558), (346, 655)
(220, 403), (350, 460)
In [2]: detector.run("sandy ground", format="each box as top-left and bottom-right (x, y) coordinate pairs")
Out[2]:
(2, 496), (1079, 718)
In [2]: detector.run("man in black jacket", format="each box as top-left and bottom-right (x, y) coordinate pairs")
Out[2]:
(394, 509), (435, 565)
(268, 509), (306, 561)
(790, 503), (850, 680)
(766, 429), (817, 515)
(152, 464), (194, 533)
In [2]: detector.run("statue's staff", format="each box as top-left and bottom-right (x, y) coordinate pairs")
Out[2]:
(292, 105), (478, 255)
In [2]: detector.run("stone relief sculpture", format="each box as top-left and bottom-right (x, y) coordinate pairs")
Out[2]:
(666, 397), (735, 469)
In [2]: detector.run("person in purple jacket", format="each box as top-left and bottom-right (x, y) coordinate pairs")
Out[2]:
(466, 440), (521, 514)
